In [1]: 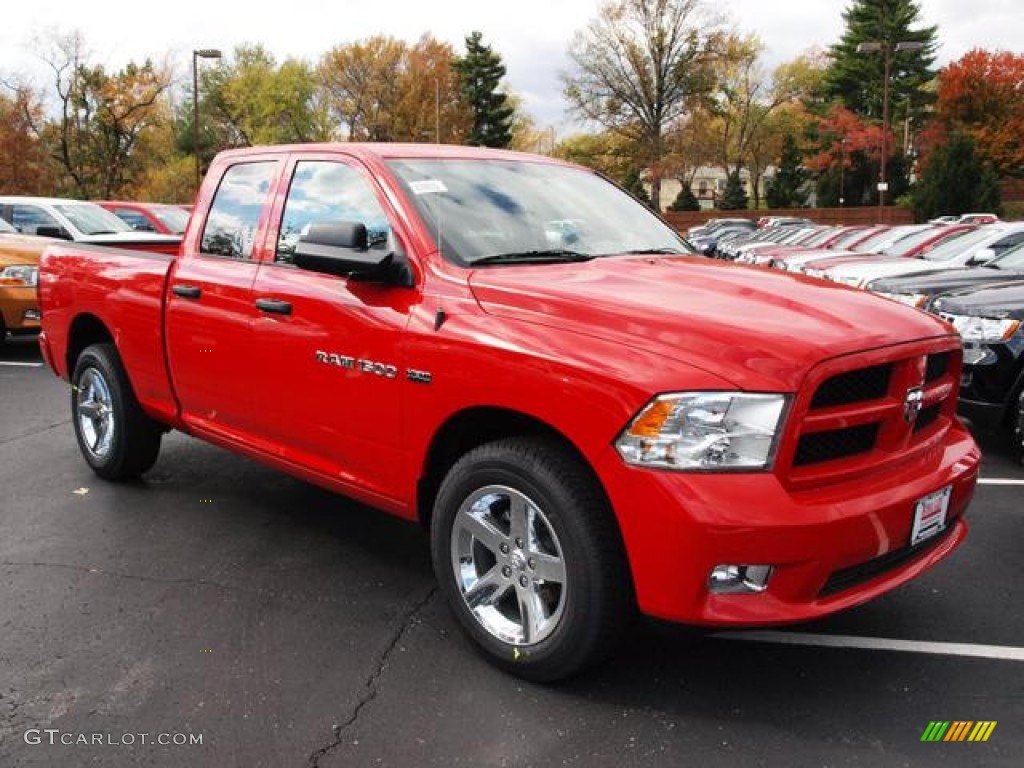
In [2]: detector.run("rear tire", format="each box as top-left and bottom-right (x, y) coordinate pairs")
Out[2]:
(71, 343), (162, 480)
(430, 436), (633, 682)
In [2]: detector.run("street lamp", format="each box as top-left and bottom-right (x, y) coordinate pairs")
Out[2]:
(856, 40), (924, 214)
(838, 137), (849, 218)
(192, 48), (222, 189)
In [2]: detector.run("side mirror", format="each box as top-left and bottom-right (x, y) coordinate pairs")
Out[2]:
(293, 221), (412, 287)
(36, 226), (73, 241)
(968, 247), (996, 266)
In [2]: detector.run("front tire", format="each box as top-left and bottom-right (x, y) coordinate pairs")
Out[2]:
(431, 436), (633, 681)
(71, 343), (162, 480)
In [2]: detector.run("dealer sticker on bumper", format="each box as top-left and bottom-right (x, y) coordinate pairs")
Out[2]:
(911, 486), (951, 546)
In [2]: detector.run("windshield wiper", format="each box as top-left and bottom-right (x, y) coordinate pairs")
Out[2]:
(618, 247), (690, 256)
(470, 249), (596, 266)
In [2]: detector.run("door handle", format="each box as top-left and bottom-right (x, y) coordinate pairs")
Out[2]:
(255, 297), (293, 316)
(171, 284), (201, 299)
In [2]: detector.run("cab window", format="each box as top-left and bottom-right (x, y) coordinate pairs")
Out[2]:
(200, 162), (277, 260)
(276, 161), (391, 264)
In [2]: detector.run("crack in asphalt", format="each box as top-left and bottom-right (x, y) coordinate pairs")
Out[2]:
(307, 586), (438, 768)
(0, 419), (72, 448)
(0, 561), (249, 596)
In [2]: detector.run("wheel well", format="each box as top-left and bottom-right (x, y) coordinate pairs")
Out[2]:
(417, 407), (594, 529)
(66, 314), (113, 376)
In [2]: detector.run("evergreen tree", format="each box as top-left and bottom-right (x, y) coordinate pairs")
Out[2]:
(668, 184), (701, 211)
(453, 31), (514, 148)
(717, 171), (749, 210)
(824, 0), (937, 123)
(912, 133), (1001, 221)
(765, 134), (807, 208)
(621, 170), (654, 208)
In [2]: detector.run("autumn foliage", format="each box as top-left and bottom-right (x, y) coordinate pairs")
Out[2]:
(934, 49), (1024, 176)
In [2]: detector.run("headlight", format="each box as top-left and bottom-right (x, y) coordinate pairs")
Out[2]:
(615, 392), (787, 471)
(940, 314), (1021, 343)
(0, 265), (38, 287)
(874, 291), (928, 308)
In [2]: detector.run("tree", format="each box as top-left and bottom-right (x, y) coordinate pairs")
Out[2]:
(319, 35), (468, 143)
(453, 31), (514, 148)
(198, 44), (330, 152)
(563, 0), (727, 210)
(805, 104), (893, 206)
(934, 49), (1024, 177)
(667, 184), (701, 211)
(765, 134), (807, 208)
(0, 83), (56, 194)
(38, 32), (173, 198)
(717, 170), (748, 209)
(823, 0), (937, 122)
(912, 132), (1001, 220)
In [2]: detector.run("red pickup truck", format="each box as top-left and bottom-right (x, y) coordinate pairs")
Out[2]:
(38, 143), (980, 680)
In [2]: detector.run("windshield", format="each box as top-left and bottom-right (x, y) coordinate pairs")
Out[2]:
(919, 226), (1002, 262)
(882, 226), (964, 257)
(54, 203), (133, 235)
(992, 241), (1024, 270)
(855, 225), (922, 253)
(0, 217), (15, 233)
(152, 205), (190, 235)
(385, 159), (690, 265)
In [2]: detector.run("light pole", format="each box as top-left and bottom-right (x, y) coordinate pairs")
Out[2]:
(192, 48), (222, 189)
(856, 40), (924, 215)
(838, 137), (848, 220)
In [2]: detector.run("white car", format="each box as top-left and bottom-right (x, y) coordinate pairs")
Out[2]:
(0, 196), (180, 247)
(809, 223), (1024, 288)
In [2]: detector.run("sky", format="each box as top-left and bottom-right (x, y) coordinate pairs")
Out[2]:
(1, 0), (1020, 133)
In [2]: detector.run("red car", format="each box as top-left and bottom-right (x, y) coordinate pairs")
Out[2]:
(38, 144), (979, 680)
(96, 201), (191, 235)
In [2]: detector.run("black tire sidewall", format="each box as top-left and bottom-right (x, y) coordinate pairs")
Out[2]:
(71, 344), (155, 480)
(431, 439), (618, 680)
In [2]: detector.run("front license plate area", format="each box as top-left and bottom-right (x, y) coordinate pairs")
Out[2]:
(911, 486), (951, 546)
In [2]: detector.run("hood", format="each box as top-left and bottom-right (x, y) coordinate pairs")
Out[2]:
(468, 255), (952, 391)
(930, 281), (1024, 319)
(872, 266), (1017, 296)
(826, 259), (948, 282)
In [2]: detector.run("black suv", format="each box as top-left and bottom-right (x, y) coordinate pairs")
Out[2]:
(929, 282), (1024, 460)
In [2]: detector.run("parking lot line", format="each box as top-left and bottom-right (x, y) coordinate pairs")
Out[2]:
(0, 361), (42, 367)
(713, 630), (1024, 661)
(977, 478), (1024, 486)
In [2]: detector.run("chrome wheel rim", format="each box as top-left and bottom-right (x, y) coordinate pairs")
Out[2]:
(77, 368), (115, 459)
(451, 485), (567, 646)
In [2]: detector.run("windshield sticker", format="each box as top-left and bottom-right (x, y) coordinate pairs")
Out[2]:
(409, 179), (448, 195)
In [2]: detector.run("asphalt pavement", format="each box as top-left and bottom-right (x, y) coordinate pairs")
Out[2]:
(1, 335), (1022, 767)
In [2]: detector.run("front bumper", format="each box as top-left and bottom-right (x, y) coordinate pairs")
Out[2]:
(956, 338), (1024, 427)
(0, 286), (40, 334)
(596, 419), (980, 625)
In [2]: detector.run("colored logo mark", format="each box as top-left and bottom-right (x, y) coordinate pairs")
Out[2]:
(921, 721), (997, 742)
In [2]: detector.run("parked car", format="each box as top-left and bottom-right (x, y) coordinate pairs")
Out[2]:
(0, 229), (48, 346)
(956, 213), (1000, 226)
(929, 283), (1024, 459)
(871, 240), (1024, 308)
(38, 142), (979, 680)
(96, 201), (191, 235)
(800, 226), (982, 287)
(0, 196), (180, 254)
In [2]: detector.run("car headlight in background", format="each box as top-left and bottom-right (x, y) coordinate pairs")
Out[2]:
(874, 291), (928, 308)
(0, 265), (38, 287)
(940, 314), (1021, 343)
(616, 392), (787, 470)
